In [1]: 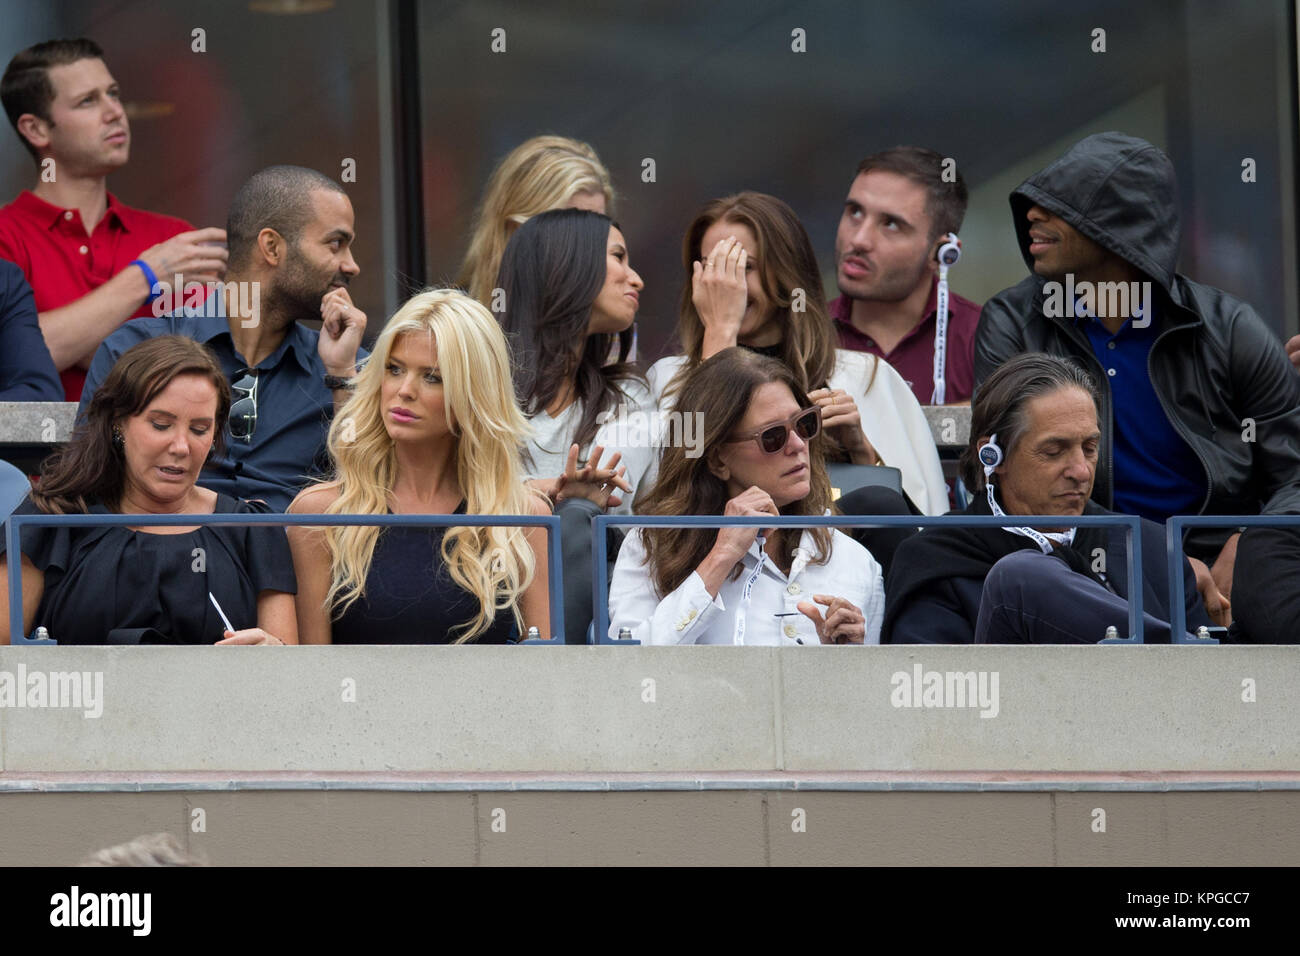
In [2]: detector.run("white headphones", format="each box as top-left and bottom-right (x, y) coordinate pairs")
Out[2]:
(931, 232), (961, 404)
(937, 232), (961, 267)
(978, 432), (1003, 477)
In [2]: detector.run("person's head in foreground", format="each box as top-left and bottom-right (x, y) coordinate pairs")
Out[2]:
(962, 352), (1101, 525)
(458, 134), (614, 304)
(621, 347), (883, 645)
(81, 831), (206, 866)
(311, 289), (543, 642)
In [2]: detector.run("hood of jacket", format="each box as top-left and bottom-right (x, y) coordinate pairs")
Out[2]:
(1009, 131), (1180, 293)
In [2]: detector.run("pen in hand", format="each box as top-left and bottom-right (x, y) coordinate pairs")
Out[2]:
(208, 591), (235, 633)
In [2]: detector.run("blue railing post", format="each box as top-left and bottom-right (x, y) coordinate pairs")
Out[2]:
(520, 513), (566, 644)
(1098, 518), (1144, 643)
(6, 516), (22, 643)
(1165, 514), (1300, 645)
(592, 519), (614, 645)
(1168, 516), (1190, 642)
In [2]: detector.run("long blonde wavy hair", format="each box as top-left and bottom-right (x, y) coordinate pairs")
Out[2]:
(322, 289), (545, 642)
(456, 134), (614, 304)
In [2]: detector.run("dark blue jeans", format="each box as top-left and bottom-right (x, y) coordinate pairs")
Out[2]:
(974, 550), (1192, 644)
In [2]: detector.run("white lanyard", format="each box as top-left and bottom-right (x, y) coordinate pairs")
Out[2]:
(931, 267), (950, 404)
(731, 531), (822, 645)
(732, 535), (770, 646)
(986, 484), (1076, 554)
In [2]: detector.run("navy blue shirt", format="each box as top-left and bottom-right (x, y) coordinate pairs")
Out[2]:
(80, 301), (362, 510)
(1077, 306), (1205, 522)
(0, 259), (62, 400)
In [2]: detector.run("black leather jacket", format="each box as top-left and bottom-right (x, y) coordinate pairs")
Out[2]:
(975, 133), (1300, 556)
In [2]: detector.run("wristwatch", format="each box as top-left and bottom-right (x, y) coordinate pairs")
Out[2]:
(323, 373), (354, 390)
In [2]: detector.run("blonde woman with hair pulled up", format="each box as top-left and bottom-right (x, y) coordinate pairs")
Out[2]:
(287, 289), (551, 643)
(457, 135), (614, 305)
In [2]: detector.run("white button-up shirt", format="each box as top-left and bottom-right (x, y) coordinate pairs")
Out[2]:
(609, 527), (884, 645)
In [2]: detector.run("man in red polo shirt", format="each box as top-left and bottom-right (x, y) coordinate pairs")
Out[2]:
(831, 146), (981, 406)
(0, 38), (226, 400)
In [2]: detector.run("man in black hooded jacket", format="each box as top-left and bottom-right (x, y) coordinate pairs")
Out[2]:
(975, 132), (1300, 615)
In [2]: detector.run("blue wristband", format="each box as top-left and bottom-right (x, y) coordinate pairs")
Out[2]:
(131, 259), (162, 303)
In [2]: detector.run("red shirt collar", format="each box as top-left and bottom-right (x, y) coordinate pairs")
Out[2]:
(13, 189), (128, 232)
(104, 192), (128, 229)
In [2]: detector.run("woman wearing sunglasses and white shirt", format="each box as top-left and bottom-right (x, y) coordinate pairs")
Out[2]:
(609, 348), (884, 645)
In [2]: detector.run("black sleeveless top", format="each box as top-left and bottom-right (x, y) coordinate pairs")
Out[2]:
(331, 502), (518, 645)
(3, 494), (295, 645)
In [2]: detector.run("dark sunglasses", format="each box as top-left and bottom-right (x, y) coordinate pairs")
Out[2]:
(725, 406), (822, 454)
(229, 369), (258, 442)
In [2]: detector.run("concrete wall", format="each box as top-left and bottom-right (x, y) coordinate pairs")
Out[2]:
(0, 646), (1293, 773)
(3, 781), (1299, 866)
(4, 646), (1297, 865)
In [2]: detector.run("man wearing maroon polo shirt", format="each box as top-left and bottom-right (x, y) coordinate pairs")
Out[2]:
(0, 38), (226, 400)
(831, 146), (981, 406)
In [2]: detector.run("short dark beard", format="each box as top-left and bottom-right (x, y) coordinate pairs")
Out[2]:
(838, 249), (930, 303)
(264, 244), (337, 327)
(258, 282), (313, 333)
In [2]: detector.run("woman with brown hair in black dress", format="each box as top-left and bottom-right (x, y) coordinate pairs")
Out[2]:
(0, 335), (295, 645)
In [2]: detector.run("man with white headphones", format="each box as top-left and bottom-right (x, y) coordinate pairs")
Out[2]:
(883, 353), (1211, 644)
(831, 146), (981, 406)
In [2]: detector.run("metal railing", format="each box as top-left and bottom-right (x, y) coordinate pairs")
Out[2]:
(592, 513), (1146, 645)
(1167, 514), (1300, 640)
(5, 512), (564, 645)
(11, 510), (1262, 647)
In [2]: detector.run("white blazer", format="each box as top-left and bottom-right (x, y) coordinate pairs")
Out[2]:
(609, 526), (884, 645)
(646, 350), (948, 515)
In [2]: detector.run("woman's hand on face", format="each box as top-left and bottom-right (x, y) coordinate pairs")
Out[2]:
(808, 387), (880, 465)
(693, 236), (748, 352)
(553, 443), (632, 510)
(797, 594), (866, 644)
(217, 628), (286, 646)
(712, 485), (780, 564)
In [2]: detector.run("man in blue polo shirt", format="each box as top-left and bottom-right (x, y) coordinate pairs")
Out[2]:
(975, 133), (1300, 626)
(1072, 293), (1204, 523)
(80, 166), (367, 510)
